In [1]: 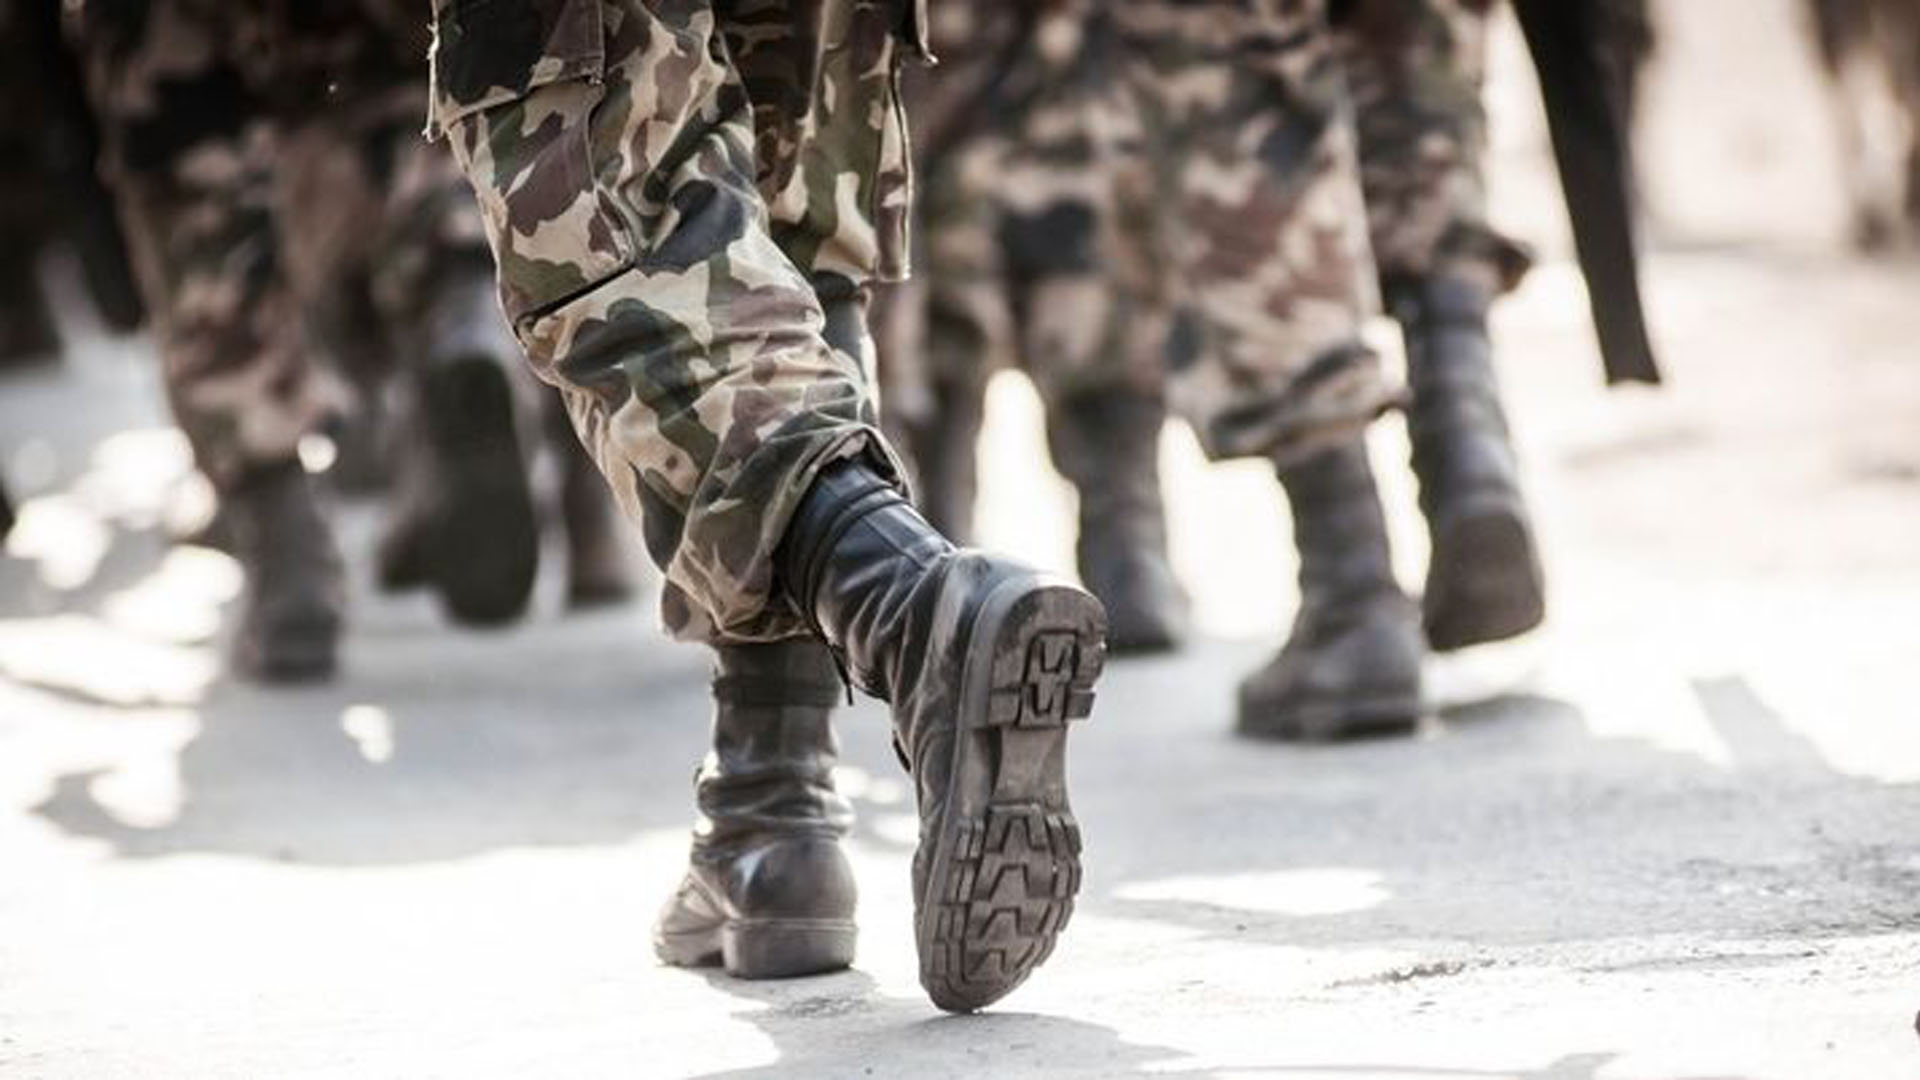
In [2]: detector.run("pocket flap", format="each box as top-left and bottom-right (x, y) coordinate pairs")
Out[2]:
(430, 0), (605, 133)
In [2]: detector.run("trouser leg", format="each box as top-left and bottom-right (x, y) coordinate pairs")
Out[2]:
(431, 0), (911, 644)
(1337, 0), (1545, 648)
(74, 1), (344, 680)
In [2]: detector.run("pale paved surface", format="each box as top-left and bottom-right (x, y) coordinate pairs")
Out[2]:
(5, 5), (1920, 1078)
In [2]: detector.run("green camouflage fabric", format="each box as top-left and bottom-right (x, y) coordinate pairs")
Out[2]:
(871, 1), (1166, 523)
(1333, 0), (1532, 294)
(1112, 1), (1390, 466)
(881, 1), (1391, 476)
(69, 0), (491, 490)
(877, 2), (1164, 406)
(430, 0), (918, 643)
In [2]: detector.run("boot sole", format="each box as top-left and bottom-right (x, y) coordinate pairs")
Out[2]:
(1236, 693), (1421, 743)
(1424, 504), (1545, 651)
(422, 359), (539, 627)
(234, 612), (340, 684)
(655, 917), (857, 980)
(918, 577), (1106, 1013)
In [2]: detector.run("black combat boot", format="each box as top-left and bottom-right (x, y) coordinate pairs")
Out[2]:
(227, 460), (344, 683)
(655, 640), (859, 978)
(377, 267), (539, 625)
(1047, 389), (1189, 655)
(779, 460), (1106, 1013)
(1237, 440), (1423, 740)
(1394, 269), (1546, 650)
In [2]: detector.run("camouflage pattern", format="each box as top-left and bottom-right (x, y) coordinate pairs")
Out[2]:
(429, 0), (918, 643)
(869, 2), (1167, 538)
(69, 0), (490, 490)
(882, 1), (1391, 476)
(875, 3), (1163, 417)
(1333, 0), (1532, 291)
(1114, 1), (1390, 466)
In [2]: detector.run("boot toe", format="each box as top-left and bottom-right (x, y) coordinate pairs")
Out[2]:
(1423, 504), (1546, 651)
(1235, 601), (1423, 742)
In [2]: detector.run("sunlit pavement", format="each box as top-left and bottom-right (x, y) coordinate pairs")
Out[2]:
(7, 7), (1920, 1079)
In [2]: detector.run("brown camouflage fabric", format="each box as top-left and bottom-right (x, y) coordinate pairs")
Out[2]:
(68, 0), (490, 490)
(430, 0), (918, 643)
(1113, 1), (1390, 466)
(881, 2), (1163, 402)
(888, 0), (1572, 476)
(882, 1), (1390, 468)
(871, 1), (1167, 522)
(1334, 0), (1532, 293)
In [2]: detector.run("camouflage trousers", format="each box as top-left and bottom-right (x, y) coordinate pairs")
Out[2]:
(882, 1), (1391, 469)
(429, 0), (918, 643)
(871, 1), (1166, 500)
(1334, 0), (1532, 294)
(883, 0), (1549, 474)
(71, 0), (493, 491)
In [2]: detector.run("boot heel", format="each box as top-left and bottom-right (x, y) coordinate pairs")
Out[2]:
(984, 584), (1106, 730)
(722, 919), (857, 979)
(1425, 502), (1545, 651)
(922, 576), (1105, 1012)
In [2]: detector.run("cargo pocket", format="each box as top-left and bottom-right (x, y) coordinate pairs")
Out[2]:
(429, 0), (634, 330)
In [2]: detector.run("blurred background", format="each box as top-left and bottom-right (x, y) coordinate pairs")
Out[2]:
(2, 0), (1918, 1077)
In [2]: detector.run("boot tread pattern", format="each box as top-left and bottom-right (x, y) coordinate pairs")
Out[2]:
(986, 631), (1099, 729)
(924, 584), (1105, 1011)
(926, 805), (1082, 988)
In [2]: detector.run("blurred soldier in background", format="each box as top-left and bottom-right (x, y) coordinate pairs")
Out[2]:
(885, 0), (1659, 740)
(1239, 0), (1551, 741)
(66, 0), (631, 681)
(0, 0), (146, 364)
(1809, 0), (1920, 250)
(873, 3), (1188, 655)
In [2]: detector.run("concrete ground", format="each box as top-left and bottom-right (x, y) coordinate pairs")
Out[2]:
(4, 3), (1920, 1077)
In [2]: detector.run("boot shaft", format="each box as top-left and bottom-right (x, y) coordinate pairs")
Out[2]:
(1047, 389), (1169, 539)
(694, 639), (853, 851)
(776, 460), (954, 702)
(227, 461), (343, 584)
(1392, 268), (1525, 517)
(1277, 439), (1399, 609)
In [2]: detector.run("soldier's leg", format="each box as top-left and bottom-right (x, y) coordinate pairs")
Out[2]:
(72, 1), (343, 681)
(870, 4), (1015, 543)
(998, 13), (1188, 654)
(432, 0), (1104, 1010)
(1116, 1), (1418, 738)
(1338, 0), (1545, 651)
